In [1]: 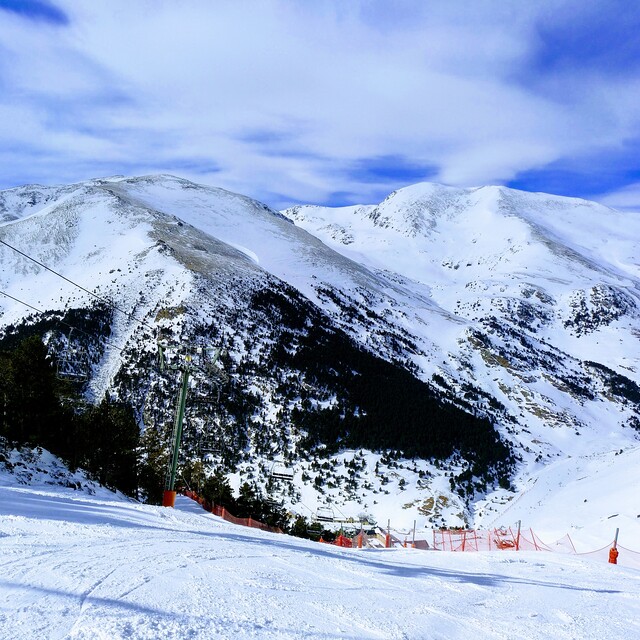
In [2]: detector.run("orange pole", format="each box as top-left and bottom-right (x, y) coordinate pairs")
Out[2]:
(531, 529), (539, 551)
(609, 528), (620, 564)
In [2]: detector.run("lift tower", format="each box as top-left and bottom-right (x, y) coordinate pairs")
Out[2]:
(158, 342), (226, 507)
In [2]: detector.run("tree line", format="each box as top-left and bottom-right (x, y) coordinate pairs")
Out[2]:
(0, 335), (140, 496)
(192, 469), (335, 540)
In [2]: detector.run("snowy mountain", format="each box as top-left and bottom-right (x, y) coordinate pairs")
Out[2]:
(1, 175), (639, 532)
(285, 183), (640, 506)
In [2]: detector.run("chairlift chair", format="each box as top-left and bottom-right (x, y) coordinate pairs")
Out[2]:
(270, 463), (294, 482)
(195, 433), (220, 457)
(316, 507), (335, 523)
(55, 330), (89, 382)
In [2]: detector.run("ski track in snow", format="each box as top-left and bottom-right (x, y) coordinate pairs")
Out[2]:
(0, 485), (639, 640)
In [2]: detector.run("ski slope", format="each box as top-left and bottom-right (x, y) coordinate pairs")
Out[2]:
(1, 454), (639, 640)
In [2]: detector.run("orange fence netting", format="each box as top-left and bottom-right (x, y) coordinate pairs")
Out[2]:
(182, 490), (283, 534)
(181, 491), (639, 567)
(431, 527), (640, 569)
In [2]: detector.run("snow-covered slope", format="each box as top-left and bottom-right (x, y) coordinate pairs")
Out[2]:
(285, 182), (640, 508)
(475, 444), (640, 552)
(1, 175), (639, 532)
(0, 452), (638, 640)
(285, 182), (640, 368)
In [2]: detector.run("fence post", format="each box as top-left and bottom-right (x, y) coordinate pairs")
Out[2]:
(531, 528), (539, 551)
(609, 528), (620, 564)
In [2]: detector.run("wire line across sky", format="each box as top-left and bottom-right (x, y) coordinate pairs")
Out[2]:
(0, 238), (155, 332)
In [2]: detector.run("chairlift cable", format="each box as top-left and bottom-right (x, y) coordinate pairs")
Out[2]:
(333, 504), (349, 521)
(0, 239), (155, 331)
(0, 290), (125, 353)
(0, 289), (43, 315)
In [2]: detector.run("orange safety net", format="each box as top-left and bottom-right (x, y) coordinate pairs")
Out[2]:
(183, 491), (640, 563)
(182, 490), (283, 534)
(320, 532), (371, 549)
(432, 527), (578, 553)
(431, 526), (640, 568)
(432, 527), (528, 552)
(431, 527), (570, 552)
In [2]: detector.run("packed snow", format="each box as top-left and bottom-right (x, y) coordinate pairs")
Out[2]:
(1, 450), (639, 640)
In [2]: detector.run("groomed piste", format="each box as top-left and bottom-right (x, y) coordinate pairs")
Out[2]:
(1, 449), (639, 640)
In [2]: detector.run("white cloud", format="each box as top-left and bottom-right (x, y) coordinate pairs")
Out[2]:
(597, 182), (640, 213)
(0, 0), (639, 205)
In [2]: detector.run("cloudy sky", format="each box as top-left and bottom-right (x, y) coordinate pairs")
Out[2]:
(1, 0), (639, 210)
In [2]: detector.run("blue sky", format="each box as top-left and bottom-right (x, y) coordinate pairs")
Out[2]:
(0, 0), (639, 211)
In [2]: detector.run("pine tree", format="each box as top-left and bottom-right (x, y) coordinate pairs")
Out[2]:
(80, 397), (139, 496)
(137, 422), (170, 503)
(201, 470), (235, 509)
(0, 336), (74, 455)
